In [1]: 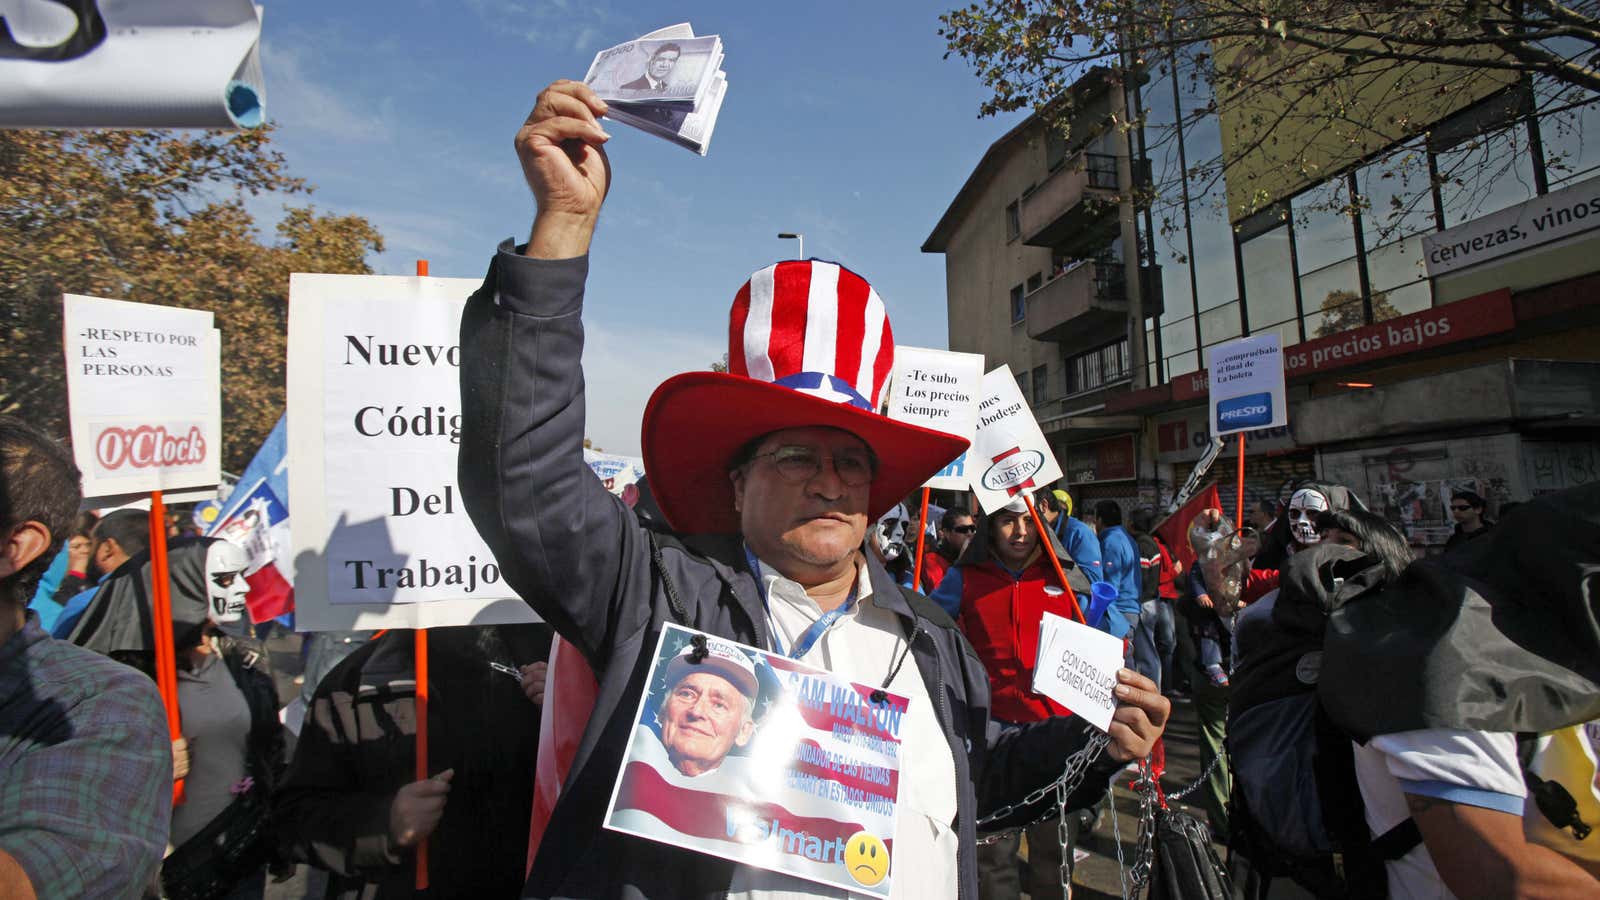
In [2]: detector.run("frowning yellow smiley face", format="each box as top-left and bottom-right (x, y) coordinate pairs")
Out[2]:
(843, 831), (889, 887)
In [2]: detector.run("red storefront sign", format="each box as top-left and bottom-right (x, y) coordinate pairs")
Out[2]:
(1066, 434), (1138, 484)
(1166, 288), (1515, 402)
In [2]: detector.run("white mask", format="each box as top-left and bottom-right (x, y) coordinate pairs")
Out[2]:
(1286, 488), (1331, 546)
(205, 540), (251, 623)
(873, 504), (911, 562)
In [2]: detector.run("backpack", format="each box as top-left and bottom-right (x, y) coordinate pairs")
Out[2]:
(1225, 545), (1414, 898)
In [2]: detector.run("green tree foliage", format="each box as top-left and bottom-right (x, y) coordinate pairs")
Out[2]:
(0, 129), (383, 473)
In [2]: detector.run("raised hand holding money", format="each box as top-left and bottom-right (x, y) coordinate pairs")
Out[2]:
(516, 80), (611, 259)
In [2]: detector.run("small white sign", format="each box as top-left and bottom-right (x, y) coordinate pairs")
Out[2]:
(885, 346), (985, 490)
(286, 273), (538, 632)
(967, 365), (1064, 514)
(62, 294), (222, 502)
(1423, 173), (1600, 277)
(1206, 333), (1287, 437)
(1031, 611), (1125, 732)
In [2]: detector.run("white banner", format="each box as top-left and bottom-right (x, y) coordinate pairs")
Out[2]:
(0, 0), (265, 130)
(885, 346), (984, 491)
(62, 294), (221, 502)
(286, 273), (537, 632)
(1206, 333), (1287, 437)
(1423, 173), (1600, 277)
(967, 365), (1063, 515)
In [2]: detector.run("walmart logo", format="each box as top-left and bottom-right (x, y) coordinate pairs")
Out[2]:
(1217, 392), (1273, 429)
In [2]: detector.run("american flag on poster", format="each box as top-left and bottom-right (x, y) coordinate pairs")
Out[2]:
(196, 416), (293, 622)
(603, 624), (905, 897)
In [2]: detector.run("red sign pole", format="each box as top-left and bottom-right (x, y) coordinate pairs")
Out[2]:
(413, 258), (432, 890)
(1022, 493), (1085, 624)
(1235, 432), (1248, 526)
(910, 487), (932, 592)
(147, 492), (184, 805)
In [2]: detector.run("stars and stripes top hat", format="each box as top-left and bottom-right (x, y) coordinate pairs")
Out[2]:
(642, 259), (971, 534)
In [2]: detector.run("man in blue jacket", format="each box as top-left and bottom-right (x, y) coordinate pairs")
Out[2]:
(455, 79), (1169, 900)
(1094, 500), (1143, 648)
(1035, 489), (1102, 585)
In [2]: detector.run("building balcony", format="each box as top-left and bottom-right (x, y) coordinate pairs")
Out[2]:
(1025, 260), (1129, 343)
(1019, 152), (1119, 248)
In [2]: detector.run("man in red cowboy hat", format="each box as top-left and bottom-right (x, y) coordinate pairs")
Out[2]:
(457, 80), (1169, 899)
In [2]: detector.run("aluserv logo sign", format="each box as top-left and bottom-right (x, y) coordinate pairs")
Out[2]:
(1216, 392), (1273, 430)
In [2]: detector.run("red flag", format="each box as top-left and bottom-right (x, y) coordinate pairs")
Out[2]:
(526, 636), (599, 876)
(1155, 483), (1222, 575)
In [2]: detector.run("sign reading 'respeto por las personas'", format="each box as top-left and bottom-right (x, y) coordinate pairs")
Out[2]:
(1206, 333), (1288, 437)
(967, 365), (1064, 515)
(605, 624), (907, 898)
(62, 294), (221, 502)
(885, 346), (985, 491)
(286, 273), (537, 632)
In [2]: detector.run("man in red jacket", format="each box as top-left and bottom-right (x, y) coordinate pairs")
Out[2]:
(929, 496), (1092, 900)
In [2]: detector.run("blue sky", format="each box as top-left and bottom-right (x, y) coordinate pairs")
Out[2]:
(259, 1), (1025, 453)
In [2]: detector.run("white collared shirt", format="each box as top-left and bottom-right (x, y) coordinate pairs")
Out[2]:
(726, 557), (959, 900)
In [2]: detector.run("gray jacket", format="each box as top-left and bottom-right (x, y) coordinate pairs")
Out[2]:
(458, 243), (1117, 900)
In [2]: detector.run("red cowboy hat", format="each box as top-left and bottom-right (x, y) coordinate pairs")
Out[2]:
(641, 260), (970, 535)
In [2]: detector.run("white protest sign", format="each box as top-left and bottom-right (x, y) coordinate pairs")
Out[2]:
(62, 294), (222, 502)
(584, 449), (646, 496)
(286, 273), (537, 632)
(1206, 333), (1288, 436)
(885, 346), (984, 490)
(967, 365), (1064, 514)
(1031, 611), (1125, 732)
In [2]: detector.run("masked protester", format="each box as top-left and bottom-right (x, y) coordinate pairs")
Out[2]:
(69, 538), (285, 899)
(868, 502), (914, 588)
(454, 80), (1169, 900)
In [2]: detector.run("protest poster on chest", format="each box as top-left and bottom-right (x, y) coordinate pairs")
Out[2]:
(286, 273), (538, 631)
(604, 624), (907, 897)
(62, 294), (222, 505)
(885, 346), (983, 490)
(967, 365), (1064, 514)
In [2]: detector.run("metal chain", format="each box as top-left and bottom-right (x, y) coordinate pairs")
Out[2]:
(975, 731), (1111, 845)
(1110, 758), (1161, 899)
(1166, 749), (1226, 802)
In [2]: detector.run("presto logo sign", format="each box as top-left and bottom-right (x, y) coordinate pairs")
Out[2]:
(1216, 392), (1273, 429)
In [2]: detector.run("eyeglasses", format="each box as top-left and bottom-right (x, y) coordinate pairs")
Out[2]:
(749, 445), (877, 486)
(948, 524), (977, 534)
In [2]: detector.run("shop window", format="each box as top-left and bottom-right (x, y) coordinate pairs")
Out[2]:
(1177, 76), (1239, 312)
(1165, 350), (1199, 378)
(1066, 339), (1131, 395)
(1239, 222), (1297, 333)
(1010, 284), (1025, 324)
(1539, 86), (1600, 188)
(1308, 291), (1367, 337)
(1032, 364), (1049, 404)
(1292, 180), (1358, 273)
(1356, 141), (1438, 246)
(1162, 315), (1197, 356)
(1199, 300), (1241, 346)
(1379, 280), (1432, 318)
(1300, 258), (1362, 339)
(1435, 125), (1539, 228)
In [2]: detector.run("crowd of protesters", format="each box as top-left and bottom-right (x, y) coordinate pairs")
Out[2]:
(2, 75), (1596, 900)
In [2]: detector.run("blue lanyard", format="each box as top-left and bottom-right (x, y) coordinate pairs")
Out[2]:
(744, 546), (859, 660)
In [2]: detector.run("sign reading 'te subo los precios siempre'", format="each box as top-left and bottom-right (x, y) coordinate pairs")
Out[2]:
(1206, 333), (1287, 437)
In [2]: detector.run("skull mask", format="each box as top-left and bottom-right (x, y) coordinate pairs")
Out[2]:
(1286, 488), (1331, 546)
(872, 504), (911, 563)
(205, 540), (251, 623)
